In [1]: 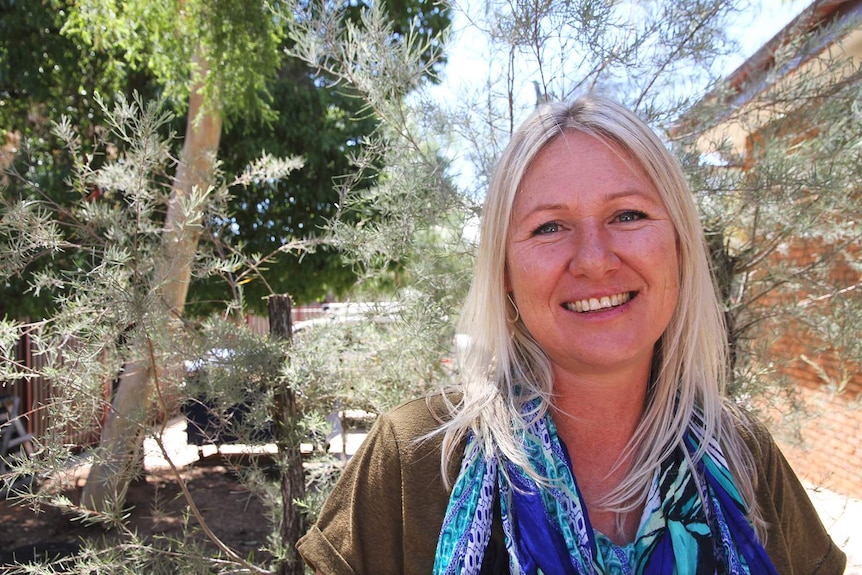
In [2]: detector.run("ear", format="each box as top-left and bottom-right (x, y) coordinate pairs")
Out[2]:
(503, 263), (511, 293)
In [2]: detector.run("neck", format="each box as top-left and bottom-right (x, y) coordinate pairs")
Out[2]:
(549, 365), (651, 545)
(550, 363), (649, 439)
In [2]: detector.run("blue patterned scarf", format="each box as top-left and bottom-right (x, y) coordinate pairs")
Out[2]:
(433, 406), (778, 575)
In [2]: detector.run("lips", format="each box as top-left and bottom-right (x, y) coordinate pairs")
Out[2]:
(563, 291), (633, 313)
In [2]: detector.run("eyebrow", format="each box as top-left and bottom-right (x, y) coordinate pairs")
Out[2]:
(603, 189), (654, 202)
(520, 189), (657, 214)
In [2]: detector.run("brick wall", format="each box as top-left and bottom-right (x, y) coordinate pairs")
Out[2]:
(754, 238), (862, 498)
(768, 368), (862, 498)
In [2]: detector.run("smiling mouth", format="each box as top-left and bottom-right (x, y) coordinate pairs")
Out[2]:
(564, 291), (633, 313)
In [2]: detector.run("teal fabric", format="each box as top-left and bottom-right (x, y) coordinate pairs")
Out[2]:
(595, 533), (635, 575)
(432, 402), (778, 575)
(433, 437), (497, 572)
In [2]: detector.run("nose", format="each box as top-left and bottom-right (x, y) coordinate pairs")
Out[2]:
(568, 222), (620, 278)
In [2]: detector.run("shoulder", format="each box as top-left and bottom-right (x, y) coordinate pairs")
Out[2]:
(723, 403), (797, 511)
(370, 392), (462, 480)
(346, 392), (463, 489)
(724, 404), (847, 574)
(725, 404), (776, 464)
(297, 393), (461, 574)
(379, 392), (454, 438)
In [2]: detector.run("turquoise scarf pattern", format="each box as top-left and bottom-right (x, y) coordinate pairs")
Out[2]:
(432, 405), (778, 575)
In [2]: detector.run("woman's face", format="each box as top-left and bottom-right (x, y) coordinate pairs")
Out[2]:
(505, 131), (680, 381)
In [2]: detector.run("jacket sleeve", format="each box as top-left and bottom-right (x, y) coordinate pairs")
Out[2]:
(296, 413), (406, 575)
(296, 396), (454, 575)
(745, 415), (847, 574)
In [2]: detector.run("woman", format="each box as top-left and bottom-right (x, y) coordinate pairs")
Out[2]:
(296, 96), (846, 574)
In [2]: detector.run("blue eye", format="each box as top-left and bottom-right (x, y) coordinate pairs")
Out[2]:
(533, 222), (560, 235)
(617, 210), (646, 223)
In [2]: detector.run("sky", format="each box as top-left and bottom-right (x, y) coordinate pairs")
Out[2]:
(431, 0), (813, 106)
(425, 0), (815, 195)
(729, 0), (812, 69)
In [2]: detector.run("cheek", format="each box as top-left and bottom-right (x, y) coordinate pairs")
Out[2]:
(645, 229), (679, 270)
(507, 248), (551, 292)
(657, 243), (681, 308)
(505, 248), (526, 288)
(633, 232), (680, 300)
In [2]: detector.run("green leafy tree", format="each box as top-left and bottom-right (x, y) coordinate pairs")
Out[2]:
(198, 0), (450, 311)
(1, 1), (455, 572)
(206, 59), (377, 309)
(1, 0), (451, 317)
(0, 0), (159, 318)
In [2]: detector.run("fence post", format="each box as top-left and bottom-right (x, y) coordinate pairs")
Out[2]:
(268, 294), (306, 575)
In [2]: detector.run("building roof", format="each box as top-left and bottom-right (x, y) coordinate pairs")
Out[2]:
(675, 0), (862, 144)
(722, 0), (862, 110)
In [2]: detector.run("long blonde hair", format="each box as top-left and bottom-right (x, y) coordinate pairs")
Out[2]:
(438, 95), (763, 537)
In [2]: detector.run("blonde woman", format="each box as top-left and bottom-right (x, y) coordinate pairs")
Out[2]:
(297, 96), (845, 574)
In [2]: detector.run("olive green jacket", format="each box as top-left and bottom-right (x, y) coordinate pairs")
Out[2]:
(297, 395), (846, 575)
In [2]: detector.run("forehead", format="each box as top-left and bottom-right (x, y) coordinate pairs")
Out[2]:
(518, 131), (653, 195)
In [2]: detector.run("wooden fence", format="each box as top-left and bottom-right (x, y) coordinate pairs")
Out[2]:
(5, 332), (103, 447)
(4, 305), (332, 448)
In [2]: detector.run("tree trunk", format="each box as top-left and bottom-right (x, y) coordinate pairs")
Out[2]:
(81, 52), (222, 513)
(159, 54), (223, 317)
(268, 295), (307, 575)
(79, 358), (152, 513)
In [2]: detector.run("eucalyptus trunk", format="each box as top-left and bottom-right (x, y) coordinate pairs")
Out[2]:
(81, 53), (222, 513)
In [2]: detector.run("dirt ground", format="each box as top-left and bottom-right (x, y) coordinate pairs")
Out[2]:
(0, 459), (275, 567)
(0, 415), (365, 569)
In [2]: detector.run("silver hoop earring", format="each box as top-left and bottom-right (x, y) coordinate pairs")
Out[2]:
(506, 293), (520, 324)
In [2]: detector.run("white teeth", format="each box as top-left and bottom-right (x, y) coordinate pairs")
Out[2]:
(566, 292), (631, 313)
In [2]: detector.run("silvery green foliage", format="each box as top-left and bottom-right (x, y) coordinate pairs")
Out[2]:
(676, 19), (862, 401)
(286, 0), (465, 264)
(0, 94), (301, 572)
(434, 0), (745, 196)
(281, 0), (475, 415)
(2, 96), (181, 432)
